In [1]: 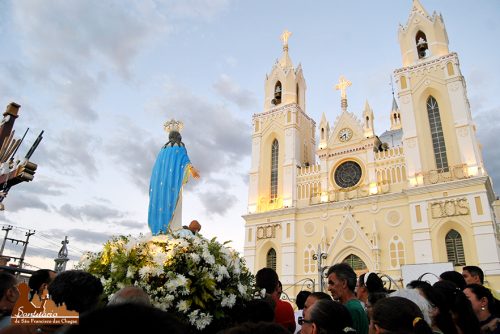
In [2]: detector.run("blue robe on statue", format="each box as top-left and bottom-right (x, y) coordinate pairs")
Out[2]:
(148, 145), (191, 235)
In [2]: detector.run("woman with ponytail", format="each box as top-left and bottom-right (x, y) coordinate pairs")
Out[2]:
(370, 296), (433, 334)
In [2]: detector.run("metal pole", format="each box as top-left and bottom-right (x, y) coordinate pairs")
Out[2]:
(0, 225), (13, 256)
(18, 230), (35, 269)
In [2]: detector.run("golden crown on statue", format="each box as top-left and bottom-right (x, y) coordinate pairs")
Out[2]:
(163, 119), (184, 133)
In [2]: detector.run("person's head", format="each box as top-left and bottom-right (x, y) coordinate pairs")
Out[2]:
(367, 292), (388, 321)
(440, 270), (466, 290)
(303, 292), (331, 318)
(326, 263), (357, 302)
(296, 290), (312, 310)
(0, 271), (19, 314)
(357, 272), (384, 302)
(390, 289), (432, 325)
(240, 299), (275, 323)
(255, 268), (279, 295)
(29, 269), (57, 299)
(462, 266), (484, 285)
(407, 280), (458, 334)
(463, 283), (496, 319)
(188, 220), (201, 233)
(300, 299), (355, 334)
(108, 286), (151, 306)
(371, 296), (433, 334)
(433, 280), (480, 334)
(66, 304), (188, 334)
(48, 270), (103, 313)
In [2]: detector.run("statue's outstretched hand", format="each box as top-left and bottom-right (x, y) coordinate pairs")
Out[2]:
(190, 166), (200, 179)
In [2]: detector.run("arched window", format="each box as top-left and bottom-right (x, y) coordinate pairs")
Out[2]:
(446, 230), (466, 266)
(270, 139), (279, 201)
(303, 244), (316, 273)
(389, 235), (405, 268)
(267, 248), (277, 271)
(342, 254), (367, 271)
(416, 30), (429, 59)
(427, 96), (449, 171)
(273, 81), (282, 105)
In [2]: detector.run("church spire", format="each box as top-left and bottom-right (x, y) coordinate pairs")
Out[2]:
(278, 29), (294, 69)
(411, 0), (431, 19)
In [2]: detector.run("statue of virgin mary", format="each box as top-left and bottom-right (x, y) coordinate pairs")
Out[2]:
(148, 120), (199, 235)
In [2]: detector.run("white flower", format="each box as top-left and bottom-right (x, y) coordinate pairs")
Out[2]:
(153, 252), (168, 265)
(188, 310), (200, 325)
(237, 283), (247, 295)
(126, 266), (136, 278)
(151, 234), (170, 243)
(190, 253), (200, 264)
(110, 263), (118, 273)
(177, 300), (190, 313)
(196, 312), (213, 330)
(139, 265), (158, 279)
(221, 294), (236, 308)
(214, 265), (230, 282)
(202, 248), (215, 265)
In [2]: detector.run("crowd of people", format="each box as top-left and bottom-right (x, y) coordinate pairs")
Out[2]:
(0, 262), (499, 333)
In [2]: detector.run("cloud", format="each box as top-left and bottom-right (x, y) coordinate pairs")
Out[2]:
(198, 189), (237, 216)
(60, 228), (114, 246)
(34, 129), (100, 180)
(163, 0), (231, 21)
(3, 193), (50, 213)
(104, 119), (158, 192)
(475, 106), (500, 195)
(58, 203), (124, 222)
(112, 219), (146, 230)
(1, 177), (70, 213)
(11, 1), (169, 78)
(213, 74), (259, 109)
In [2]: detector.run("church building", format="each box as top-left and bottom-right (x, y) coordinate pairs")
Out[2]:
(243, 0), (500, 292)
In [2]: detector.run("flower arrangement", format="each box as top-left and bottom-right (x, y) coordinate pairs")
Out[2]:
(78, 233), (254, 332)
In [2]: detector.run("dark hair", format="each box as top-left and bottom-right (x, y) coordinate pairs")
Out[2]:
(326, 263), (357, 292)
(309, 299), (354, 334)
(465, 283), (497, 315)
(255, 268), (278, 294)
(367, 291), (388, 307)
(308, 291), (332, 301)
(408, 280), (458, 334)
(48, 270), (103, 313)
(433, 280), (480, 334)
(372, 296), (433, 334)
(0, 272), (17, 297)
(296, 290), (311, 310)
(440, 271), (466, 290)
(358, 272), (385, 293)
(67, 304), (188, 334)
(243, 299), (275, 323)
(463, 266), (484, 284)
(29, 269), (56, 298)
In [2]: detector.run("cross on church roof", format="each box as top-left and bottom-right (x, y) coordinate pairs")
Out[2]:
(280, 30), (292, 51)
(335, 75), (352, 100)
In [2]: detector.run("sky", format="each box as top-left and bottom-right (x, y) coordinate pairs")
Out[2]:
(0, 0), (499, 271)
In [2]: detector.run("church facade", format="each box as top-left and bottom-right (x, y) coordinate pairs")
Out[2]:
(243, 0), (500, 293)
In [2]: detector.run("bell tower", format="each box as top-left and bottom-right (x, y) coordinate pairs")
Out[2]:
(394, 0), (484, 184)
(248, 30), (315, 214)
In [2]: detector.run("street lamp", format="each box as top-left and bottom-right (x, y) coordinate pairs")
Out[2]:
(312, 244), (328, 291)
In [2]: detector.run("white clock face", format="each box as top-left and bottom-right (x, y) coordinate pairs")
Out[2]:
(338, 128), (353, 142)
